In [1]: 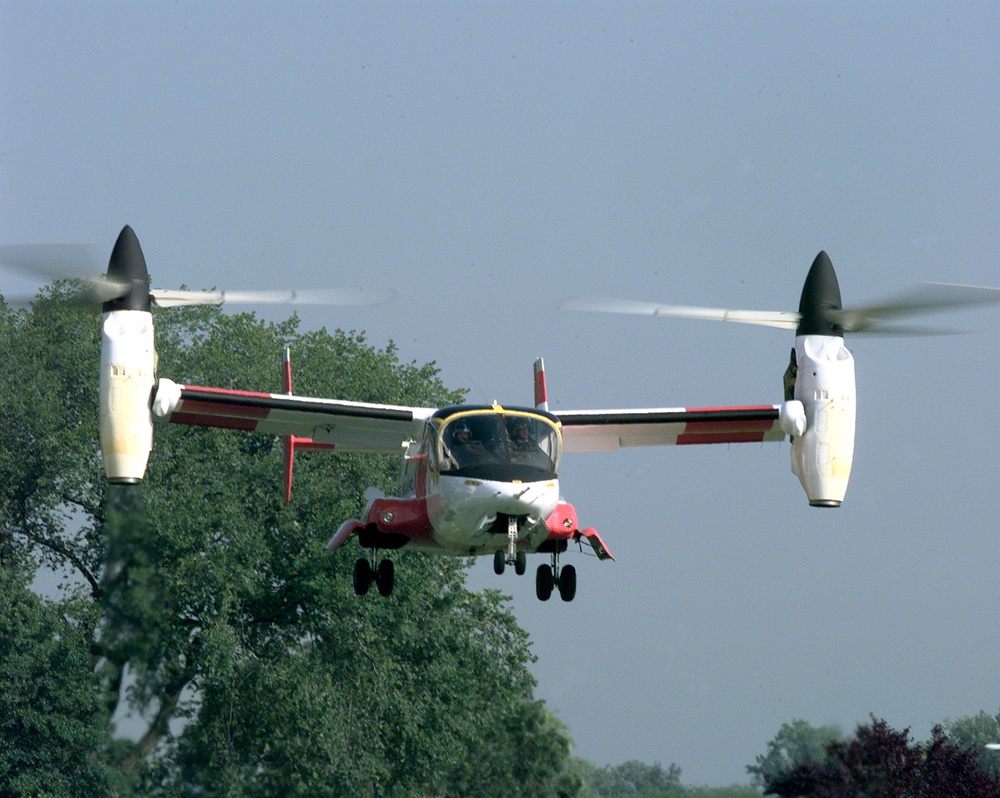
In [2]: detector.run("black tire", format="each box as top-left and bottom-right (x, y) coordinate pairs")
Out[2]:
(515, 550), (527, 576)
(493, 550), (506, 575)
(535, 563), (554, 601)
(353, 558), (372, 596)
(376, 559), (395, 597)
(558, 564), (577, 602)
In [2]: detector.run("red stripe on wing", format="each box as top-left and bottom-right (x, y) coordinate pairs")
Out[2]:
(170, 412), (260, 431)
(677, 430), (771, 445)
(167, 386), (273, 429)
(176, 398), (270, 420)
(677, 406), (779, 445)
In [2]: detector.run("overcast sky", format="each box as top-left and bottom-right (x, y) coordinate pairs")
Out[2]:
(2, 1), (997, 786)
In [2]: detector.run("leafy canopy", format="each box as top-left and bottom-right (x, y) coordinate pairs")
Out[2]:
(0, 287), (576, 797)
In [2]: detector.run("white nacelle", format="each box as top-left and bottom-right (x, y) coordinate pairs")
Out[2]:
(99, 310), (156, 483)
(788, 334), (856, 507)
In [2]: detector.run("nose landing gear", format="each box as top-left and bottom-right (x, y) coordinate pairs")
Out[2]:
(494, 515), (529, 576)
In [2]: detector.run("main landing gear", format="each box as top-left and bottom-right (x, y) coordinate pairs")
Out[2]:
(535, 554), (576, 602)
(354, 549), (394, 597)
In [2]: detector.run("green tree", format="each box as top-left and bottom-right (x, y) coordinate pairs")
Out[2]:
(0, 287), (578, 796)
(945, 709), (1000, 777)
(678, 788), (760, 798)
(572, 757), (682, 797)
(747, 719), (843, 789)
(0, 557), (115, 796)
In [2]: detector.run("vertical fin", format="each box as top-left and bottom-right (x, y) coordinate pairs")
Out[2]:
(533, 357), (548, 411)
(283, 346), (293, 394)
(283, 347), (295, 504)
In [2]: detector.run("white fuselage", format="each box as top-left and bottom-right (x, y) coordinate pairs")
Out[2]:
(426, 474), (560, 554)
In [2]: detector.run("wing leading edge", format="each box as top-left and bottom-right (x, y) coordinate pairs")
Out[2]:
(556, 405), (783, 452)
(151, 379), (433, 454)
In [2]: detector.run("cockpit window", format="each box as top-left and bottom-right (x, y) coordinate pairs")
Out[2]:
(436, 410), (560, 479)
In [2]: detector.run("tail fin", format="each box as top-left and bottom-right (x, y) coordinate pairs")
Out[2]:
(533, 357), (548, 411)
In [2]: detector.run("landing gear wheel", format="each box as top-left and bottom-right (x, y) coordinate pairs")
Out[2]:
(353, 558), (373, 596)
(493, 549), (506, 575)
(557, 564), (577, 602)
(376, 559), (395, 597)
(536, 563), (554, 601)
(515, 550), (527, 576)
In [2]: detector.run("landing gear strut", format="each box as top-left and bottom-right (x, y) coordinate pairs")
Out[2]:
(494, 516), (528, 576)
(354, 548), (394, 597)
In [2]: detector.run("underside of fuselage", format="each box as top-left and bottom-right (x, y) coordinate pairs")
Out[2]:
(425, 474), (559, 554)
(329, 474), (604, 602)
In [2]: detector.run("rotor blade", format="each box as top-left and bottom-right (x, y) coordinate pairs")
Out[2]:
(2, 243), (397, 308)
(834, 283), (1000, 332)
(150, 287), (396, 308)
(0, 242), (134, 308)
(0, 242), (105, 280)
(558, 296), (800, 329)
(2, 278), (131, 307)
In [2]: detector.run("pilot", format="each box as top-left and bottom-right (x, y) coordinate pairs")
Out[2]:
(452, 422), (472, 447)
(442, 420), (482, 470)
(507, 416), (552, 470)
(509, 417), (533, 448)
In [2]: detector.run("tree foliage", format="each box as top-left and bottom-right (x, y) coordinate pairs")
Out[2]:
(0, 558), (116, 796)
(763, 716), (1000, 798)
(0, 288), (577, 796)
(571, 757), (683, 797)
(748, 719), (843, 788)
(944, 709), (1000, 777)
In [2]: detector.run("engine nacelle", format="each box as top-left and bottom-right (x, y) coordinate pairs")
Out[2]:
(788, 334), (856, 507)
(99, 310), (155, 483)
(98, 226), (155, 484)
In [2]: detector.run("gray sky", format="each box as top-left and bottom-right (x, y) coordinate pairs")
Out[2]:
(2, 1), (997, 786)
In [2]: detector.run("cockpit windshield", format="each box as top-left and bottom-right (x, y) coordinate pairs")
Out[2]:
(435, 409), (561, 480)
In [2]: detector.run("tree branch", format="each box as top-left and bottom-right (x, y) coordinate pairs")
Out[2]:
(120, 671), (191, 772)
(5, 526), (102, 597)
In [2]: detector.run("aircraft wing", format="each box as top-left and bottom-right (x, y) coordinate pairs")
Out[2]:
(555, 405), (783, 453)
(151, 379), (434, 454)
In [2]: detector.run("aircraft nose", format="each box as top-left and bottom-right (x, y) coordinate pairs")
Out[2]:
(494, 481), (556, 517)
